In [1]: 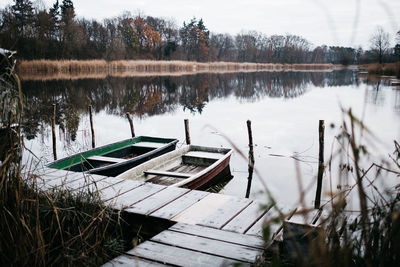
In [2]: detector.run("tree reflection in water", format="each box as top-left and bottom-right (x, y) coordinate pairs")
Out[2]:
(21, 71), (358, 141)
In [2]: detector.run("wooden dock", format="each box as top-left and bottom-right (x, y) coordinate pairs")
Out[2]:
(103, 223), (265, 266)
(31, 167), (284, 266)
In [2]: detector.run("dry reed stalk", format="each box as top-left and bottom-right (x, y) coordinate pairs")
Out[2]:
(360, 62), (400, 77)
(1, 58), (126, 266)
(16, 59), (337, 80)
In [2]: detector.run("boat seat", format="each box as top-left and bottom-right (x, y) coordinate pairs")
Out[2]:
(184, 151), (223, 160)
(86, 155), (127, 164)
(182, 154), (219, 166)
(131, 142), (165, 148)
(144, 170), (191, 178)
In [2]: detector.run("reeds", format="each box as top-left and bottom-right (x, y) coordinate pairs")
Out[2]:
(361, 62), (400, 78)
(256, 109), (400, 266)
(16, 59), (336, 81)
(1, 56), (125, 266)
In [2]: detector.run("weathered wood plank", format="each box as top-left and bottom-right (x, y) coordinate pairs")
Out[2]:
(144, 170), (191, 178)
(223, 201), (271, 234)
(106, 183), (166, 209)
(169, 164), (195, 173)
(199, 196), (252, 229)
(38, 172), (88, 190)
(185, 151), (223, 159)
(151, 230), (262, 263)
(170, 223), (265, 249)
(125, 186), (190, 215)
(245, 206), (288, 237)
(288, 209), (321, 225)
(57, 174), (110, 191)
(93, 180), (143, 202)
(32, 168), (71, 181)
(101, 253), (167, 267)
(151, 190), (209, 220)
(127, 241), (242, 267)
(87, 155), (127, 164)
(172, 193), (252, 229)
(131, 141), (166, 148)
(69, 176), (126, 193)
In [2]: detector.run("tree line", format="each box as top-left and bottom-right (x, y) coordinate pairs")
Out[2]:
(1, 0), (399, 64)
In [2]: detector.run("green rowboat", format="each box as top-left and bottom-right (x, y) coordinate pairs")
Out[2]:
(47, 136), (178, 177)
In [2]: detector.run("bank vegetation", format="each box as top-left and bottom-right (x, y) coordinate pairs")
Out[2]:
(16, 59), (336, 80)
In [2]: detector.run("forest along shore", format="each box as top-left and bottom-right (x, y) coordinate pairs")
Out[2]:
(16, 60), (337, 81)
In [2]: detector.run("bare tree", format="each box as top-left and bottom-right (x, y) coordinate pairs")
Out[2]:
(369, 26), (390, 64)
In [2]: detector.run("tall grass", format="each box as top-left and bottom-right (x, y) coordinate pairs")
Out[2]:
(16, 59), (336, 81)
(1, 56), (125, 265)
(257, 110), (400, 266)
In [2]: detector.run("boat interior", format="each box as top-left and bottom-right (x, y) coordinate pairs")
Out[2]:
(121, 148), (229, 186)
(65, 142), (164, 172)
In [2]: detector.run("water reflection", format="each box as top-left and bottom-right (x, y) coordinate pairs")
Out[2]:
(22, 70), (358, 140)
(21, 70), (400, 209)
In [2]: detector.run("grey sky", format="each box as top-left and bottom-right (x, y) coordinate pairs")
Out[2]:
(2, 0), (399, 48)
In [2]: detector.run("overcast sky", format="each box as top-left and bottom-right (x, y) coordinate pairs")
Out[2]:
(2, 0), (399, 48)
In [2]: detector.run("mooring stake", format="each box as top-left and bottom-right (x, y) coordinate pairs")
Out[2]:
(89, 105), (95, 148)
(246, 120), (255, 198)
(52, 103), (57, 160)
(184, 119), (191, 145)
(314, 119), (325, 209)
(126, 112), (135, 137)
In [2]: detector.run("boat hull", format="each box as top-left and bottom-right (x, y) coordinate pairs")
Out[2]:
(182, 153), (232, 190)
(47, 136), (178, 177)
(117, 145), (233, 190)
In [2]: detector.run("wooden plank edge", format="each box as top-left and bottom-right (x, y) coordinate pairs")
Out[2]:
(145, 189), (192, 216)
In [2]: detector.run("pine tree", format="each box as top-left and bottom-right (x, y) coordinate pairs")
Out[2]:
(11, 0), (34, 37)
(49, 0), (60, 39)
(60, 0), (75, 22)
(49, 0), (60, 20)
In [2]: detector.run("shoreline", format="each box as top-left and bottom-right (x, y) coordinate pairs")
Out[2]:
(16, 59), (339, 81)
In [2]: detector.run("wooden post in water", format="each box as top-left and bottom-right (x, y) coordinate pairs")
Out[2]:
(245, 120), (255, 198)
(52, 104), (57, 160)
(184, 119), (191, 145)
(126, 112), (135, 137)
(89, 105), (95, 148)
(247, 120), (255, 165)
(314, 120), (325, 209)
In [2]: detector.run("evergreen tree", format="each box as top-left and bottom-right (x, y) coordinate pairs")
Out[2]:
(61, 0), (74, 22)
(11, 0), (34, 37)
(49, 0), (60, 39)
(180, 17), (210, 61)
(50, 0), (60, 20)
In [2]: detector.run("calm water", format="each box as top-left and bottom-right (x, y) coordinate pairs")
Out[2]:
(22, 71), (400, 210)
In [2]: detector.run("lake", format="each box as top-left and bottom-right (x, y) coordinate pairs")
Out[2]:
(21, 70), (400, 211)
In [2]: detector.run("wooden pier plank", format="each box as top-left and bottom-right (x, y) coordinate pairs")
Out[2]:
(38, 172), (89, 190)
(127, 241), (241, 267)
(106, 183), (166, 209)
(125, 186), (190, 215)
(223, 200), (270, 234)
(198, 196), (252, 229)
(170, 223), (265, 249)
(70, 177), (130, 197)
(245, 206), (288, 237)
(95, 180), (143, 202)
(172, 193), (252, 229)
(101, 253), (168, 267)
(151, 230), (262, 263)
(32, 169), (71, 181)
(56, 174), (109, 191)
(150, 190), (209, 220)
